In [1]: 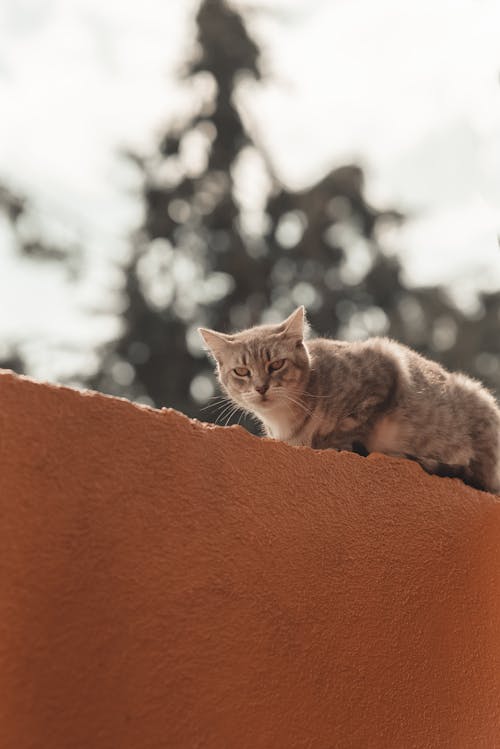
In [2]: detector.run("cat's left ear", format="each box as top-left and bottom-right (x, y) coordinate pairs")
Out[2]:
(198, 327), (233, 361)
(281, 306), (308, 340)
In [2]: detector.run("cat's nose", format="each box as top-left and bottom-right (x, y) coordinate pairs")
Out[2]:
(255, 384), (268, 395)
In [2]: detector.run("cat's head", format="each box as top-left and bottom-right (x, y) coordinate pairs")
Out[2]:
(198, 306), (310, 417)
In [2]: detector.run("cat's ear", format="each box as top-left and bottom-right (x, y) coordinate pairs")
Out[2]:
(198, 327), (233, 361)
(280, 306), (308, 340)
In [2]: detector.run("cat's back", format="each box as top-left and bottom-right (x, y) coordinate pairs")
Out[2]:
(306, 337), (354, 373)
(306, 337), (350, 358)
(306, 335), (402, 372)
(307, 335), (480, 395)
(305, 337), (397, 394)
(305, 335), (451, 399)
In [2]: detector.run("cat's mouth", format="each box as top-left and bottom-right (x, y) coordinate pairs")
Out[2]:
(244, 393), (274, 409)
(254, 396), (271, 406)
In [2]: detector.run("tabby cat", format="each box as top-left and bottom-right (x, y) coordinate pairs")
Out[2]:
(199, 306), (500, 493)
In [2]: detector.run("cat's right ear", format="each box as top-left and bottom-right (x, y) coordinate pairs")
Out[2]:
(198, 328), (232, 362)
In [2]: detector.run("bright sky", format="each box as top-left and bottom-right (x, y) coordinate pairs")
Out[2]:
(0, 0), (499, 378)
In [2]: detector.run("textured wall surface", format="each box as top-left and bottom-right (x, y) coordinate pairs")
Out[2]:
(1, 370), (500, 749)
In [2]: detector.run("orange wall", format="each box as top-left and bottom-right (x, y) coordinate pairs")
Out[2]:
(1, 370), (500, 748)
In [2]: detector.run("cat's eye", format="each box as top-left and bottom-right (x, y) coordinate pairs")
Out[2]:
(234, 366), (250, 377)
(269, 359), (285, 372)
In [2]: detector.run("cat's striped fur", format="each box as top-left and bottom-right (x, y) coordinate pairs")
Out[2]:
(199, 306), (500, 493)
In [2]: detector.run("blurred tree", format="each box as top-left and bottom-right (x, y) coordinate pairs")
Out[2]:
(88, 0), (500, 426)
(0, 183), (81, 373)
(0, 184), (79, 270)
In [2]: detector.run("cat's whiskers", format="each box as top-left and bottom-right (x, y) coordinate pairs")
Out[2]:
(201, 393), (251, 427)
(200, 396), (232, 412)
(215, 401), (239, 424)
(224, 405), (243, 427)
(275, 390), (314, 418)
(302, 391), (333, 399)
(210, 396), (250, 427)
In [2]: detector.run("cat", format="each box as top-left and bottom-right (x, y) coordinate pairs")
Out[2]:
(199, 306), (500, 494)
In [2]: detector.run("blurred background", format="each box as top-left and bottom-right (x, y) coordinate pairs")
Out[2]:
(1, 0), (500, 430)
